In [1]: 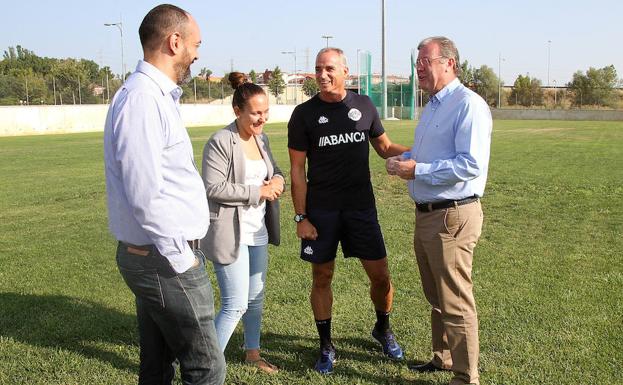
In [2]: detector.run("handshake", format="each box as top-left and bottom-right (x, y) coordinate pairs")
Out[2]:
(260, 176), (285, 201)
(386, 152), (416, 180)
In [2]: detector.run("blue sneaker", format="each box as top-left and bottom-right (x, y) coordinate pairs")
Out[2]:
(371, 328), (404, 360)
(314, 345), (336, 374)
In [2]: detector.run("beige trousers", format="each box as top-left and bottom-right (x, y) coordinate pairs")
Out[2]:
(414, 200), (483, 385)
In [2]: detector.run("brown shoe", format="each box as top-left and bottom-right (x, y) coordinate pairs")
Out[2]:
(245, 357), (279, 374)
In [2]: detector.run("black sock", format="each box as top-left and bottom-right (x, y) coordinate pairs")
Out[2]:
(375, 310), (391, 333)
(315, 318), (332, 349)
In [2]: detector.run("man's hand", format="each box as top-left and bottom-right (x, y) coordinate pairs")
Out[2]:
(385, 155), (401, 175)
(297, 219), (318, 240)
(386, 155), (416, 180)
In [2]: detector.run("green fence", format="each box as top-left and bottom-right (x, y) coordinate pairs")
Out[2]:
(357, 50), (418, 120)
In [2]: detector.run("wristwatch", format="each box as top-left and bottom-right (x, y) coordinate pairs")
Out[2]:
(294, 214), (307, 223)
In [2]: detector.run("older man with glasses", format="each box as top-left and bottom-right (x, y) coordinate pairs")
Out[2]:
(387, 36), (492, 385)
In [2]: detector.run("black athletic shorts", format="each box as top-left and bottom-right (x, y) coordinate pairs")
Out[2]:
(300, 207), (387, 263)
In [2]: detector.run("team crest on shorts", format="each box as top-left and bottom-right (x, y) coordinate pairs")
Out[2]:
(348, 108), (362, 121)
(304, 246), (314, 255)
(318, 116), (329, 124)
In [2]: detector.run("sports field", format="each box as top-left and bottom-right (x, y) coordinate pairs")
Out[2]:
(0, 119), (621, 385)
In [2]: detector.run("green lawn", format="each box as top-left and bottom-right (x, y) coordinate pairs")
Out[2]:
(0, 120), (621, 385)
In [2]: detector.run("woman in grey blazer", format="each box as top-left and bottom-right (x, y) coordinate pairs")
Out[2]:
(201, 72), (284, 374)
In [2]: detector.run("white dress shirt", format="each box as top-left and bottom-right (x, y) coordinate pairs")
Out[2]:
(104, 60), (209, 273)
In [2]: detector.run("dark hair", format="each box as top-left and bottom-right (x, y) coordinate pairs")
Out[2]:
(139, 4), (190, 52)
(228, 72), (265, 110)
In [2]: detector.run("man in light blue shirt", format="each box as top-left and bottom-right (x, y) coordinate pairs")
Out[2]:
(387, 36), (491, 385)
(103, 4), (225, 384)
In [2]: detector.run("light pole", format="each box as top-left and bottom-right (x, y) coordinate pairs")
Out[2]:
(552, 79), (557, 106)
(356, 49), (361, 94)
(53, 76), (57, 105)
(381, 0), (387, 119)
(498, 53), (505, 108)
(281, 50), (297, 104)
(105, 22), (125, 82)
(25, 77), (29, 105)
(77, 77), (82, 104)
(321, 35), (333, 47)
(547, 40), (551, 87)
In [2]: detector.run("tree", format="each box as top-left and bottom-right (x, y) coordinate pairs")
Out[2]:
(566, 65), (618, 107)
(456, 61), (501, 106)
(268, 66), (285, 102)
(249, 69), (257, 83)
(198, 67), (212, 81)
(50, 59), (90, 104)
(472, 65), (499, 106)
(457, 60), (475, 86)
(302, 77), (318, 97)
(509, 74), (543, 106)
(0, 46), (123, 105)
(0, 74), (24, 105)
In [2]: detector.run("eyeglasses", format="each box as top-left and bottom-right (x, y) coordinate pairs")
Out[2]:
(415, 56), (446, 67)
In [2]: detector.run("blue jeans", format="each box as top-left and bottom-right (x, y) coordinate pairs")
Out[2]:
(116, 242), (226, 385)
(213, 244), (268, 351)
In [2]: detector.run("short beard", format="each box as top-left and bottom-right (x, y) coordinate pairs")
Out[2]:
(175, 49), (193, 85)
(177, 67), (192, 85)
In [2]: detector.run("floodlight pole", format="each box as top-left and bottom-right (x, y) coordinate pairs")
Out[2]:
(547, 40), (551, 87)
(105, 21), (125, 82)
(498, 52), (504, 108)
(53, 76), (57, 105)
(553, 79), (557, 106)
(25, 77), (29, 105)
(356, 49), (361, 94)
(321, 35), (333, 47)
(77, 77), (82, 104)
(381, 0), (388, 119)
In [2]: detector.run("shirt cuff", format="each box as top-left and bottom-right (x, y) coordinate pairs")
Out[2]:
(164, 246), (196, 274)
(415, 162), (432, 181)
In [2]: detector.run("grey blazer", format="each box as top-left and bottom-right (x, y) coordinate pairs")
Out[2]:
(200, 121), (283, 264)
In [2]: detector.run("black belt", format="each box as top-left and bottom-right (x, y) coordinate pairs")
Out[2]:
(188, 239), (200, 251)
(416, 195), (479, 212)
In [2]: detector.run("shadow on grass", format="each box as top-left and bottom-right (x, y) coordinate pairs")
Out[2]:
(0, 292), (136, 372)
(225, 331), (436, 384)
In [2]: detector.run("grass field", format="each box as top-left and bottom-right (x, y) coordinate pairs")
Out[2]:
(0, 119), (622, 385)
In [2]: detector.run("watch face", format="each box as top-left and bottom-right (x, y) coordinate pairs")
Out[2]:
(294, 214), (306, 223)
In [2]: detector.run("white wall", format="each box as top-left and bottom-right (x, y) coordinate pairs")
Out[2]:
(0, 103), (296, 137)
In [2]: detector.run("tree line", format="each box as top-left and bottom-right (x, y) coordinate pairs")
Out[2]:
(1, 45), (620, 108)
(0, 45), (292, 105)
(457, 61), (621, 108)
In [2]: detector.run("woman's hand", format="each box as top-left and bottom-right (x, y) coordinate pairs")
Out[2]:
(259, 176), (284, 201)
(268, 176), (284, 196)
(259, 183), (278, 201)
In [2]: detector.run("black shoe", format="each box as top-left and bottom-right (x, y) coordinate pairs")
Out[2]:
(408, 361), (450, 373)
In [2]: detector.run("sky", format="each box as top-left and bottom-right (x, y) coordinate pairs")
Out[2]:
(3, 0), (622, 85)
